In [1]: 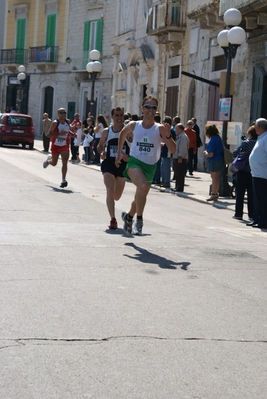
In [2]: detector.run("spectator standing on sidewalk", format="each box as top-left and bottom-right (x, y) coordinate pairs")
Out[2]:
(10, 106), (17, 113)
(42, 113), (52, 153)
(192, 117), (202, 171)
(204, 124), (224, 201)
(171, 116), (181, 181)
(172, 123), (189, 192)
(93, 114), (109, 165)
(184, 120), (197, 176)
(97, 107), (130, 230)
(248, 118), (267, 228)
(82, 113), (94, 129)
(160, 116), (174, 188)
(232, 125), (257, 221)
(115, 95), (176, 235)
(70, 113), (81, 162)
(172, 116), (181, 127)
(73, 122), (83, 163)
(82, 127), (94, 165)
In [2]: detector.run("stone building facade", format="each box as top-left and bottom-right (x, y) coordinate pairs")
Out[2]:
(0, 0), (114, 134)
(111, 0), (187, 121)
(184, 0), (267, 165)
(1, 0), (267, 171)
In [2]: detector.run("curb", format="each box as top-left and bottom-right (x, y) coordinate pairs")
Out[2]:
(151, 184), (234, 210)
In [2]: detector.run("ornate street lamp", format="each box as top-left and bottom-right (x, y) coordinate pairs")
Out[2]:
(217, 8), (246, 196)
(17, 65), (26, 114)
(86, 50), (102, 118)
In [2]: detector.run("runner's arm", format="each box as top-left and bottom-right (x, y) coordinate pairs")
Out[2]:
(46, 120), (59, 138)
(97, 128), (108, 154)
(115, 122), (135, 167)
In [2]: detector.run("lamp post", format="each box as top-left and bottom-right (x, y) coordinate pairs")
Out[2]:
(217, 8), (246, 196)
(86, 50), (102, 118)
(17, 65), (26, 114)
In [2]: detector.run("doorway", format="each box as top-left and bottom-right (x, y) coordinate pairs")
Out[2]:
(250, 65), (267, 124)
(207, 80), (220, 121)
(44, 86), (54, 119)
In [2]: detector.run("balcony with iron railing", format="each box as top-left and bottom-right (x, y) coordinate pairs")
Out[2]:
(0, 49), (28, 65)
(29, 46), (59, 63)
(146, 0), (187, 38)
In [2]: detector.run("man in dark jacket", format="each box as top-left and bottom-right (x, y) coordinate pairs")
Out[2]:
(192, 117), (202, 171)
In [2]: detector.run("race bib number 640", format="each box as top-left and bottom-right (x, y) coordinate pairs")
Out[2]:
(137, 141), (153, 153)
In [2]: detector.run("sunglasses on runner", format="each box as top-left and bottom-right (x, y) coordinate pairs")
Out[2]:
(59, 111), (66, 114)
(143, 104), (157, 110)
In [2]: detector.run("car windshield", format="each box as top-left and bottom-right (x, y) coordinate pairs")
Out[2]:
(7, 116), (31, 127)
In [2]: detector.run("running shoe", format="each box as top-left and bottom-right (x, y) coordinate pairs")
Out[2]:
(133, 219), (143, 236)
(60, 180), (68, 188)
(43, 155), (52, 169)
(109, 218), (118, 229)
(121, 212), (133, 235)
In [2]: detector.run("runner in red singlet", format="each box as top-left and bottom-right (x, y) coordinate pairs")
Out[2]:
(43, 108), (76, 188)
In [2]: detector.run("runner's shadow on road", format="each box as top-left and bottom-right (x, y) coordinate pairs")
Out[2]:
(105, 228), (125, 235)
(105, 229), (151, 237)
(46, 185), (74, 194)
(124, 242), (190, 270)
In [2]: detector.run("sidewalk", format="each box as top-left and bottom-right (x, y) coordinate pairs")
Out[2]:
(34, 137), (236, 214)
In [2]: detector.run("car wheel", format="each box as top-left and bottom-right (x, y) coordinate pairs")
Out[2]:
(29, 142), (34, 150)
(0, 138), (3, 147)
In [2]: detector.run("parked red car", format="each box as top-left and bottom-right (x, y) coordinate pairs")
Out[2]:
(0, 113), (35, 150)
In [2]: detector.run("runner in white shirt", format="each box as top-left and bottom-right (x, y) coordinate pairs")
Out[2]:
(115, 96), (176, 235)
(97, 107), (130, 230)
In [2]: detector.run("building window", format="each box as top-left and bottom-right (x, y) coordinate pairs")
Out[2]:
(213, 55), (227, 71)
(170, 65), (180, 79)
(83, 19), (103, 68)
(46, 14), (56, 47)
(16, 18), (26, 64)
(189, 26), (199, 54)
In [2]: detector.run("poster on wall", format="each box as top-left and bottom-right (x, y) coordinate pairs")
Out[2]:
(207, 121), (243, 147)
(218, 97), (232, 121)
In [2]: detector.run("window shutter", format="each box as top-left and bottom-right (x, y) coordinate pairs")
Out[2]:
(83, 19), (103, 68)
(83, 21), (91, 68)
(46, 14), (56, 46)
(96, 19), (103, 54)
(46, 14), (56, 61)
(16, 18), (26, 63)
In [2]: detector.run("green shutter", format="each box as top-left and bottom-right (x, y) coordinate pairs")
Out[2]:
(83, 21), (91, 69)
(46, 14), (56, 61)
(83, 19), (103, 69)
(46, 14), (56, 46)
(16, 18), (26, 63)
(96, 19), (103, 55)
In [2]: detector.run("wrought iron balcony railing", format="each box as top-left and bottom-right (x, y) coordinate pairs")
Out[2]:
(0, 48), (27, 65)
(29, 46), (59, 63)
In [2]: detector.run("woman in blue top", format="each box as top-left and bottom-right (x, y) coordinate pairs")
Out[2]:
(204, 124), (224, 201)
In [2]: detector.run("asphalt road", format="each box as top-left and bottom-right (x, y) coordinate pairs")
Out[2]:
(0, 145), (266, 399)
